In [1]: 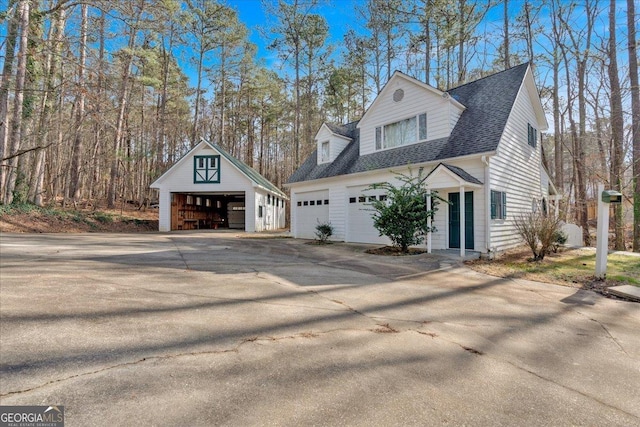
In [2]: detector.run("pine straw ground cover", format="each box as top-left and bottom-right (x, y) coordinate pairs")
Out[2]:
(466, 247), (640, 300)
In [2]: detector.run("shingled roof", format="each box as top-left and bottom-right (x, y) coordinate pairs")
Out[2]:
(288, 63), (530, 184)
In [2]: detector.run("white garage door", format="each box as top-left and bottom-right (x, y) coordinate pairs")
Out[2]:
(295, 190), (330, 239)
(347, 186), (390, 245)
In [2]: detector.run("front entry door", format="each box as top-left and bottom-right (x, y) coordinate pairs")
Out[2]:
(448, 192), (474, 250)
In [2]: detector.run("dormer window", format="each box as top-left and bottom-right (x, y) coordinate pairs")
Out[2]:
(375, 113), (427, 150)
(321, 141), (330, 163)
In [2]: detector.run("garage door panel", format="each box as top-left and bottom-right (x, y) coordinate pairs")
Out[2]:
(347, 186), (390, 245)
(296, 190), (330, 239)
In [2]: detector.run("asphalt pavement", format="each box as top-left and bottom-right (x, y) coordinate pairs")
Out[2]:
(0, 232), (638, 426)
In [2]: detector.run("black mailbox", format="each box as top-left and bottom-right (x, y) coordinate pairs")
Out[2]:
(601, 190), (622, 204)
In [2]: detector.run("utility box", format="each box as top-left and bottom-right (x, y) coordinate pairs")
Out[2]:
(601, 190), (622, 204)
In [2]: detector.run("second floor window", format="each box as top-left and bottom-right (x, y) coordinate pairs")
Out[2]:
(376, 113), (427, 150)
(194, 155), (220, 183)
(321, 141), (330, 162)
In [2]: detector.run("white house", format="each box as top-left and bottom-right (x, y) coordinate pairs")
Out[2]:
(286, 63), (557, 256)
(151, 140), (287, 232)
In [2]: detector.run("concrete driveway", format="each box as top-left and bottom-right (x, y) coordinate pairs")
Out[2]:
(0, 232), (638, 426)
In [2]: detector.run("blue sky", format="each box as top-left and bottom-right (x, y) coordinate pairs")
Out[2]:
(231, 0), (357, 68)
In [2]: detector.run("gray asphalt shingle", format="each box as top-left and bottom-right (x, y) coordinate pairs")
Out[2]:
(288, 63), (529, 184)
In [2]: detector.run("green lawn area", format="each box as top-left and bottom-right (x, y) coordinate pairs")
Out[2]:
(468, 248), (640, 288)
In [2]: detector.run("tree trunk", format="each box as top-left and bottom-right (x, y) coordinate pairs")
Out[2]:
(608, 0), (625, 250)
(69, 4), (87, 203)
(107, 26), (136, 209)
(503, 0), (510, 69)
(0, 1), (19, 196)
(3, 0), (30, 205)
(628, 0), (640, 251)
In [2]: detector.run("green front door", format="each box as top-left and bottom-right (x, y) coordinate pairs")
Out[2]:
(448, 192), (474, 250)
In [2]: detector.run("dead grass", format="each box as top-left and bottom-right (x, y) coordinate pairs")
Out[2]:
(0, 202), (158, 233)
(466, 246), (640, 299)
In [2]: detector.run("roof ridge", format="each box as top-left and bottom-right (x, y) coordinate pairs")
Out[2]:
(447, 62), (529, 92)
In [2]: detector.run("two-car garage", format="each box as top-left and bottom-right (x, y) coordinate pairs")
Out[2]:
(292, 186), (390, 244)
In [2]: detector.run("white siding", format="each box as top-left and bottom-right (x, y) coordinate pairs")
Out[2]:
(330, 138), (350, 162)
(488, 78), (544, 251)
(315, 125), (352, 164)
(290, 160), (485, 249)
(254, 189), (287, 232)
(155, 146), (254, 193)
(158, 190), (171, 231)
(358, 76), (463, 156)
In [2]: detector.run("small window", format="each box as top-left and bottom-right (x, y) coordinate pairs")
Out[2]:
(527, 123), (537, 148)
(267, 194), (271, 205)
(379, 195), (387, 201)
(310, 200), (315, 206)
(368, 196), (376, 202)
(303, 201), (309, 206)
(375, 127), (382, 150)
(258, 206), (263, 218)
(358, 196), (366, 203)
(324, 199), (329, 205)
(196, 196), (202, 206)
(321, 141), (330, 162)
(491, 190), (507, 219)
(186, 195), (194, 205)
(297, 201), (302, 207)
(317, 200), (322, 205)
(349, 197), (356, 203)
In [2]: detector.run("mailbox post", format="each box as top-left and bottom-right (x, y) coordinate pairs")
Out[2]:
(595, 184), (623, 279)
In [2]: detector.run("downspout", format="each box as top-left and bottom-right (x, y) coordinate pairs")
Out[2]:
(482, 155), (492, 257)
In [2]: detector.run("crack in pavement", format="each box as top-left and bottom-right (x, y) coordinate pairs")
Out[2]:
(0, 327), (399, 398)
(587, 316), (631, 358)
(409, 327), (640, 420)
(169, 238), (191, 270)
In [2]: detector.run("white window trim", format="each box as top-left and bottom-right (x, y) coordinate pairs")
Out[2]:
(320, 141), (330, 163)
(375, 113), (427, 152)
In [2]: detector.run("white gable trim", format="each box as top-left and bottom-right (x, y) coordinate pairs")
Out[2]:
(524, 65), (549, 131)
(316, 123), (353, 142)
(358, 71), (466, 130)
(424, 164), (483, 189)
(150, 140), (211, 188)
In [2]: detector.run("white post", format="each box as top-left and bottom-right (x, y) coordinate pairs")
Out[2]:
(595, 183), (609, 279)
(460, 186), (465, 258)
(427, 190), (432, 254)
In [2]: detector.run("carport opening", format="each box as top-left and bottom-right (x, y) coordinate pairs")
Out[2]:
(171, 192), (245, 231)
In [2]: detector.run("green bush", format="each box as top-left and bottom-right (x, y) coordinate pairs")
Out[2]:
(93, 211), (114, 224)
(366, 171), (441, 253)
(315, 221), (333, 244)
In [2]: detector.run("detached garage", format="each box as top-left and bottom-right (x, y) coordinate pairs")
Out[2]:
(151, 140), (287, 232)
